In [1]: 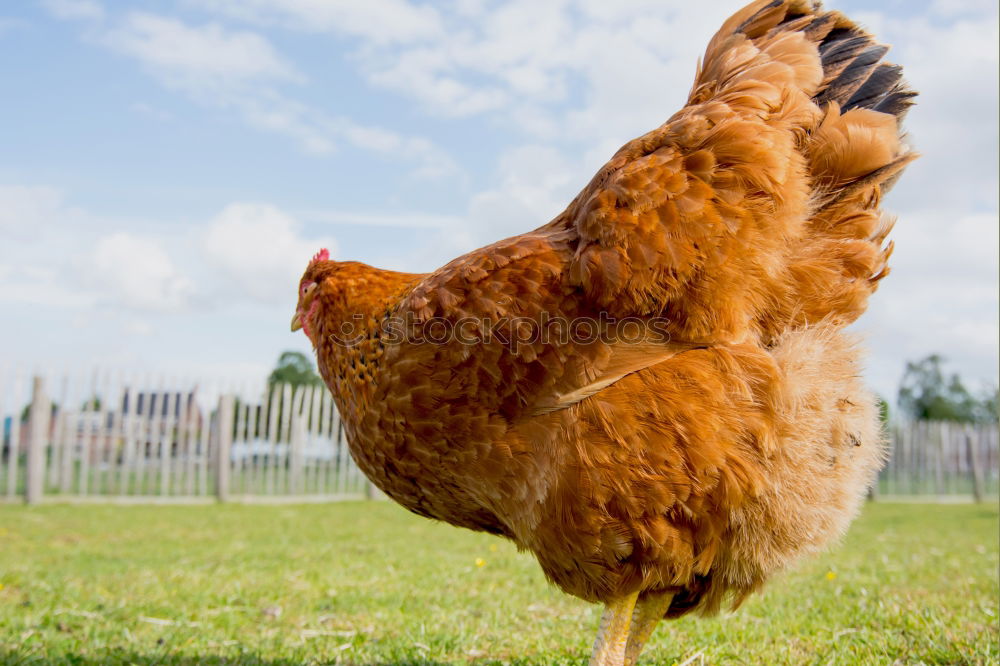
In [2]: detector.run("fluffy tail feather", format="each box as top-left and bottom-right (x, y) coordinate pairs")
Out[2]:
(701, 0), (918, 337)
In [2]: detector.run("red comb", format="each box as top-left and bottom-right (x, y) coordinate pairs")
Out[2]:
(310, 248), (329, 264)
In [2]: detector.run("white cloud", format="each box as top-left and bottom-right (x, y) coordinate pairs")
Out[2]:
(297, 209), (462, 229)
(930, 0), (998, 18)
(868, 12), (999, 214)
(125, 318), (154, 336)
(41, 0), (104, 22)
(203, 203), (336, 304)
(103, 12), (301, 88)
(90, 232), (195, 312)
(0, 268), (96, 309)
(858, 208), (999, 395)
(231, 90), (337, 155)
(229, 90), (458, 169)
(190, 0), (443, 44)
(91, 11), (456, 173)
(366, 49), (511, 117)
(0, 186), (196, 316)
(467, 145), (582, 242)
(330, 1), (742, 133)
(193, 0), (743, 127)
(0, 185), (67, 239)
(834, 2), (999, 396)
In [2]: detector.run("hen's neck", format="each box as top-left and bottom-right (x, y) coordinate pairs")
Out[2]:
(311, 264), (422, 426)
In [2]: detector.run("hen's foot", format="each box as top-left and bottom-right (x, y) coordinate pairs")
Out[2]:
(589, 591), (639, 666)
(624, 591), (674, 665)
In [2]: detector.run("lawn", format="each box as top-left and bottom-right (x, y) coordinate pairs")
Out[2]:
(0, 501), (996, 665)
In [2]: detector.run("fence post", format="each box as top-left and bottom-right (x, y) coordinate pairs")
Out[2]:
(289, 411), (304, 495)
(934, 421), (946, 496)
(25, 375), (49, 505)
(966, 425), (984, 503)
(215, 394), (234, 503)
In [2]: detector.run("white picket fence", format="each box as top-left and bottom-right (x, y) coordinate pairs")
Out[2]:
(1, 370), (997, 504)
(1, 371), (373, 504)
(877, 420), (998, 501)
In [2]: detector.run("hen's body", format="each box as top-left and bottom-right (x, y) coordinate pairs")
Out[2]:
(295, 0), (915, 656)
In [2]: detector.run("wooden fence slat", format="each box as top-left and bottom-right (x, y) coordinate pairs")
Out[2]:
(120, 385), (137, 496)
(79, 371), (97, 497)
(93, 372), (109, 495)
(160, 387), (175, 496)
(105, 374), (119, 496)
(337, 419), (348, 494)
(289, 386), (307, 495)
(138, 389), (152, 495)
(47, 377), (64, 493)
(0, 366), (7, 497)
(899, 423), (915, 493)
(967, 424), (984, 503)
(250, 384), (265, 495)
(308, 385), (321, 494)
(936, 421), (947, 496)
(60, 383), (76, 494)
(278, 383), (293, 494)
(181, 385), (195, 496)
(6, 371), (23, 500)
(25, 376), (49, 504)
(197, 385), (210, 497)
(322, 389), (334, 494)
(48, 374), (69, 490)
(265, 383), (280, 495)
(215, 393), (234, 502)
(0, 369), (9, 498)
(101, 373), (118, 495)
(231, 387), (244, 495)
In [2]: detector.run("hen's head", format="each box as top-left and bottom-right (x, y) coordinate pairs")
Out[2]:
(292, 249), (419, 347)
(291, 249), (389, 342)
(291, 248), (335, 342)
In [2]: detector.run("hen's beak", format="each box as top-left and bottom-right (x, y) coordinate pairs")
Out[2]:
(291, 312), (303, 332)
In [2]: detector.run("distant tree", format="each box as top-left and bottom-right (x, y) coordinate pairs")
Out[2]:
(974, 385), (999, 423)
(19, 401), (60, 423)
(257, 352), (325, 440)
(876, 395), (890, 425)
(897, 355), (993, 423)
(268, 351), (322, 389)
(81, 395), (102, 411)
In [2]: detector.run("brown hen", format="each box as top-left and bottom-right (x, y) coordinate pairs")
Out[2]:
(291, 1), (916, 663)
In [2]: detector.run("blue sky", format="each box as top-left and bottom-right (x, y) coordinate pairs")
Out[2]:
(1, 0), (997, 403)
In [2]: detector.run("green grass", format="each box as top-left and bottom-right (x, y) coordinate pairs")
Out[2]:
(0, 501), (996, 665)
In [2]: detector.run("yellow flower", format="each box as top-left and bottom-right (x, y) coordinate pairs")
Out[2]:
(825, 571), (837, 581)
(0, 583), (5, 592)
(489, 544), (498, 553)
(475, 558), (486, 568)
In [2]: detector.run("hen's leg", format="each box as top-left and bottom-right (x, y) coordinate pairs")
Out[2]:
(589, 591), (639, 666)
(624, 591), (674, 665)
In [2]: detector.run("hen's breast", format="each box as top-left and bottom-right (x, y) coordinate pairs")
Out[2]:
(500, 326), (883, 614)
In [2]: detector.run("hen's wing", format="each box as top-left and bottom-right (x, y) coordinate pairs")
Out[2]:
(554, 0), (915, 342)
(397, 0), (915, 416)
